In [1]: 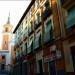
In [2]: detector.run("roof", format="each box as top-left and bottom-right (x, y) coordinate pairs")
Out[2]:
(13, 0), (35, 33)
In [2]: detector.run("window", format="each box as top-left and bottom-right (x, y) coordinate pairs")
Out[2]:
(44, 63), (48, 72)
(25, 27), (27, 30)
(45, 19), (54, 39)
(50, 26), (54, 40)
(23, 43), (27, 55)
(66, 6), (75, 28)
(5, 41), (6, 45)
(37, 29), (41, 41)
(44, 18), (54, 43)
(37, 12), (41, 23)
(2, 56), (5, 59)
(45, 19), (52, 31)
(27, 40), (33, 54)
(34, 29), (41, 49)
(5, 27), (8, 32)
(36, 0), (40, 8)
(31, 21), (34, 31)
(28, 25), (32, 33)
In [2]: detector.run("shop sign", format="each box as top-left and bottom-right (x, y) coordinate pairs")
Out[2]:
(44, 55), (56, 63)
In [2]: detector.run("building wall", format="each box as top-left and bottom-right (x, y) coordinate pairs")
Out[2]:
(14, 0), (75, 75)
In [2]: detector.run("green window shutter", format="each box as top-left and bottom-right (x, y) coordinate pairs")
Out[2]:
(27, 40), (32, 54)
(44, 19), (53, 43)
(46, 19), (52, 31)
(34, 32), (41, 49)
(66, 6), (75, 28)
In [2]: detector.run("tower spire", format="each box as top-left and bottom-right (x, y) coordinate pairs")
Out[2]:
(7, 12), (10, 24)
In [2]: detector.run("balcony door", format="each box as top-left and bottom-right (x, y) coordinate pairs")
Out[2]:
(38, 60), (43, 75)
(49, 61), (56, 75)
(71, 46), (75, 71)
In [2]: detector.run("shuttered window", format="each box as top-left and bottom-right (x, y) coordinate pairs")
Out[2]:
(66, 6), (75, 28)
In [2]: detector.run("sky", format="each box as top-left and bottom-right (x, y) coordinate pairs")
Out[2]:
(0, 0), (31, 50)
(0, 0), (31, 33)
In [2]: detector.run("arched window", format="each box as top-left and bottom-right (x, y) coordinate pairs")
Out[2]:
(5, 27), (8, 32)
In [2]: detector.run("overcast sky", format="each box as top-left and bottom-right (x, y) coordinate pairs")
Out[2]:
(0, 0), (31, 33)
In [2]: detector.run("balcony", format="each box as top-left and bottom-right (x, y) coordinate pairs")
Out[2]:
(34, 35), (41, 50)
